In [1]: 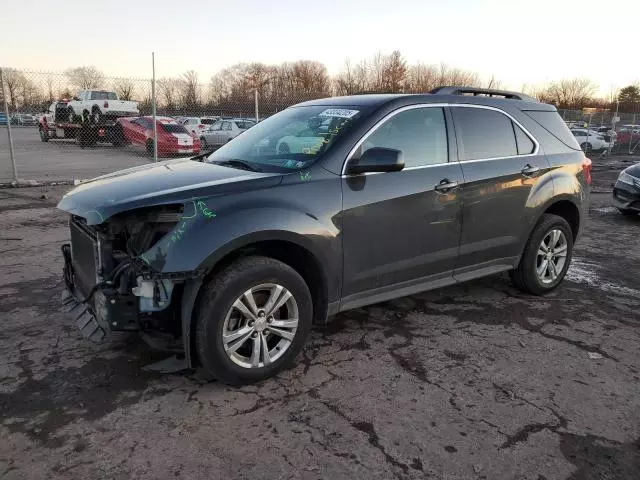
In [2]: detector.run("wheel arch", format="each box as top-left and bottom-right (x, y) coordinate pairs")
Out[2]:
(182, 233), (331, 368)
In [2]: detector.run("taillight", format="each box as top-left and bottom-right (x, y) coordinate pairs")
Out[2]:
(104, 101), (109, 108)
(582, 157), (592, 185)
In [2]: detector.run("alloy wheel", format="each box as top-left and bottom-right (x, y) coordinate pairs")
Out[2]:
(536, 229), (568, 284)
(222, 283), (299, 369)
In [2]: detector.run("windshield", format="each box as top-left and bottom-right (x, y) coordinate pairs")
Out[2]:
(206, 106), (363, 172)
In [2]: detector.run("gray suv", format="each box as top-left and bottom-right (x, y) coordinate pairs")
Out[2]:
(58, 87), (591, 384)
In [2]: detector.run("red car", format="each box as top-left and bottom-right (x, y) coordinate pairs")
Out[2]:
(117, 116), (201, 156)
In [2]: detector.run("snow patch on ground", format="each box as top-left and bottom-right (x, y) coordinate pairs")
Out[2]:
(566, 258), (640, 297)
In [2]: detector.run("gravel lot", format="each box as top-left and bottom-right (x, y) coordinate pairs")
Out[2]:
(0, 155), (639, 479)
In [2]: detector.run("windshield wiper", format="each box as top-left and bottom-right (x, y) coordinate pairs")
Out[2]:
(210, 159), (262, 172)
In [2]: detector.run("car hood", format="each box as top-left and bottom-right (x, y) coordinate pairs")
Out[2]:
(57, 158), (282, 225)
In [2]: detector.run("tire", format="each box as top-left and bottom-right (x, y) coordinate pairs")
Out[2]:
(509, 213), (574, 295)
(195, 256), (313, 385)
(67, 107), (75, 122)
(146, 139), (154, 156)
(200, 137), (208, 150)
(91, 107), (101, 124)
(39, 127), (48, 142)
(618, 208), (637, 217)
(580, 142), (592, 154)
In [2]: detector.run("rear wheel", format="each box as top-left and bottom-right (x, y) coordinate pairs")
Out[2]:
(195, 256), (313, 385)
(146, 139), (154, 156)
(580, 142), (592, 154)
(510, 214), (573, 295)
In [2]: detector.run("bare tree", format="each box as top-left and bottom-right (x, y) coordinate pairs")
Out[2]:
(380, 50), (407, 93)
(404, 63), (439, 93)
(65, 66), (104, 91)
(334, 59), (359, 95)
(158, 77), (180, 109)
(538, 78), (598, 109)
(180, 70), (201, 112)
(113, 77), (136, 100)
(1, 69), (25, 112)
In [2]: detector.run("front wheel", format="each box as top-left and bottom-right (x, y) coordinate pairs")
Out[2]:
(510, 213), (574, 295)
(195, 256), (313, 385)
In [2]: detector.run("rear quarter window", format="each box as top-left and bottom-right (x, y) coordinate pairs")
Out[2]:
(161, 123), (189, 134)
(524, 111), (581, 150)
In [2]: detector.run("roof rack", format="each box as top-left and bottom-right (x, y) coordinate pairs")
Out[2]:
(430, 86), (537, 102)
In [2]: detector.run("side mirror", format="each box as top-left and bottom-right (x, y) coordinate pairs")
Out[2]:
(346, 147), (404, 175)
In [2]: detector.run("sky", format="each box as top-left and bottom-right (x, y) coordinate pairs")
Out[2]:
(2, 0), (639, 93)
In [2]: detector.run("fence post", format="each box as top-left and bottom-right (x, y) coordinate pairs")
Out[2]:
(0, 68), (18, 182)
(151, 53), (158, 163)
(254, 90), (259, 123)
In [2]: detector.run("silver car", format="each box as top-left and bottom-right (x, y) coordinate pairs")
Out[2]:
(200, 119), (255, 149)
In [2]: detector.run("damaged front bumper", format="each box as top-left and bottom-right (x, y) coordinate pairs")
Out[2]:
(61, 242), (141, 343)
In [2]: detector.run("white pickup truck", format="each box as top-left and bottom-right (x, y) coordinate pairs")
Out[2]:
(66, 90), (139, 124)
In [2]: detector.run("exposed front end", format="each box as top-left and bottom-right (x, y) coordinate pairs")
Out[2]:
(60, 207), (189, 345)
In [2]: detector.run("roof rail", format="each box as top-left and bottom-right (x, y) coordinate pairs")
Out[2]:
(430, 86), (537, 102)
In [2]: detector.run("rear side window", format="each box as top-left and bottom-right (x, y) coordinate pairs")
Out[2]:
(513, 123), (535, 154)
(452, 107), (517, 160)
(524, 110), (581, 150)
(201, 118), (217, 124)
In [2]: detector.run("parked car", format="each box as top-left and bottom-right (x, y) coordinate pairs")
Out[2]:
(612, 164), (640, 216)
(58, 86), (590, 384)
(593, 126), (616, 145)
(181, 116), (220, 136)
(0, 113), (8, 125)
(570, 128), (608, 152)
(11, 113), (38, 126)
(67, 90), (139, 123)
(615, 125), (640, 147)
(116, 116), (201, 156)
(200, 118), (256, 149)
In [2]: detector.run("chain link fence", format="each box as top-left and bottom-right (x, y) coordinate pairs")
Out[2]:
(1, 67), (639, 182)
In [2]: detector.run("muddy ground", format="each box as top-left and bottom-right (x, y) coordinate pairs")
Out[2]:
(1, 155), (639, 479)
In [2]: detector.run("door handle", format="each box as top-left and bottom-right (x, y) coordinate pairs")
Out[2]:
(434, 179), (460, 194)
(521, 164), (540, 177)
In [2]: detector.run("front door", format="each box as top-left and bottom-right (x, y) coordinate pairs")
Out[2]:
(450, 105), (551, 276)
(341, 106), (463, 304)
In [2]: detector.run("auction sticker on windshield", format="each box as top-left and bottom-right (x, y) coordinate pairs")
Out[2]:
(318, 108), (359, 119)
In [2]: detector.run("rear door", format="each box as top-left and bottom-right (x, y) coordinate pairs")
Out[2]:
(450, 105), (549, 278)
(341, 105), (464, 302)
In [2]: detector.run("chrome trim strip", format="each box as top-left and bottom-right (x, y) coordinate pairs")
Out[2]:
(340, 103), (540, 176)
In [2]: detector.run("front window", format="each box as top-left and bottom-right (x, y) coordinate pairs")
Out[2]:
(206, 106), (364, 172)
